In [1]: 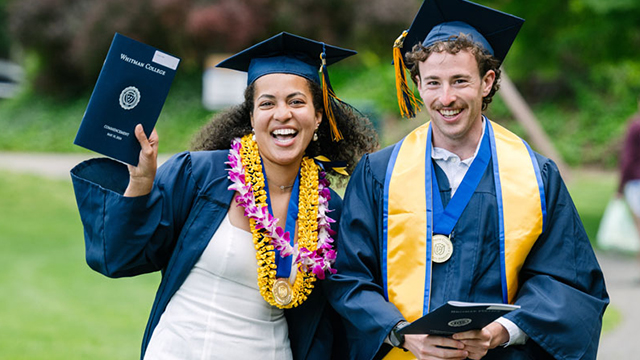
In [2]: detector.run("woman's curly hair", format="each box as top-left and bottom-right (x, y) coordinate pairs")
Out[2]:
(405, 34), (502, 111)
(190, 78), (379, 186)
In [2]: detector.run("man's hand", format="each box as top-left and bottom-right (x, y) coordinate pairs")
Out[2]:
(400, 322), (508, 360)
(451, 322), (509, 359)
(124, 124), (158, 197)
(403, 334), (468, 360)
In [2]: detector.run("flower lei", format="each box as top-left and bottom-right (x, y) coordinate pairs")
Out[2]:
(226, 134), (337, 308)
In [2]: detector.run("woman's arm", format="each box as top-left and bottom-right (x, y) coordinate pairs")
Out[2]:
(71, 125), (199, 278)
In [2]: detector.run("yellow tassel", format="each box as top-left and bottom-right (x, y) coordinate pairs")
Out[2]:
(393, 31), (423, 118)
(313, 155), (349, 176)
(318, 49), (344, 142)
(332, 167), (349, 176)
(321, 69), (344, 141)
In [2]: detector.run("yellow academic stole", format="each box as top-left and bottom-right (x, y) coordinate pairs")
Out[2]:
(382, 120), (546, 359)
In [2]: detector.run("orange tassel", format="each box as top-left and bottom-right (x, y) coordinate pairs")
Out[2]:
(393, 31), (423, 118)
(320, 51), (344, 142)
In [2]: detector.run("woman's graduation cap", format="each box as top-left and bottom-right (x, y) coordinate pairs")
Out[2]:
(216, 32), (357, 141)
(393, 0), (525, 118)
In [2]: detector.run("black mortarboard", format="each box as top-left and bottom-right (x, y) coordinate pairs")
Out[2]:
(393, 0), (524, 118)
(400, 0), (524, 63)
(216, 32), (357, 141)
(216, 32), (356, 86)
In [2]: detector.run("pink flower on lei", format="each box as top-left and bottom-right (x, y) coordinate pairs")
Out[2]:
(226, 138), (336, 276)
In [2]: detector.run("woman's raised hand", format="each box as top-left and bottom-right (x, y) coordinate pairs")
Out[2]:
(124, 124), (159, 197)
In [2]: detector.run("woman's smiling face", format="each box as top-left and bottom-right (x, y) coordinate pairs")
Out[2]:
(251, 73), (322, 170)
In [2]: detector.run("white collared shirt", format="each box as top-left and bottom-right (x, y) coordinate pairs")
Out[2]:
(430, 118), (528, 346)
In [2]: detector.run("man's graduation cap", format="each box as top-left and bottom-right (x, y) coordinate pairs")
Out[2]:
(216, 32), (357, 141)
(393, 0), (525, 118)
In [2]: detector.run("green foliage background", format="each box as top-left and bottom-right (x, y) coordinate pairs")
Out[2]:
(2, 0), (640, 167)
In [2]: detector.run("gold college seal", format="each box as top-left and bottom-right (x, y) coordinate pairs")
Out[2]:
(432, 234), (453, 263)
(272, 278), (293, 306)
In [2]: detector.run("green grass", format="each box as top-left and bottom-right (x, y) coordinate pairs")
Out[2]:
(601, 305), (622, 334)
(0, 171), (159, 359)
(566, 168), (618, 243)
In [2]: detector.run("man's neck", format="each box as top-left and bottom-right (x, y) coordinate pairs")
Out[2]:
(432, 118), (485, 160)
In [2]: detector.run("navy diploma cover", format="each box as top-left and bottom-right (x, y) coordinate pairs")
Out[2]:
(398, 301), (520, 336)
(74, 33), (180, 166)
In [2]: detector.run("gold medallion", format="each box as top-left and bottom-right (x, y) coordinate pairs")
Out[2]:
(272, 278), (293, 306)
(432, 234), (453, 263)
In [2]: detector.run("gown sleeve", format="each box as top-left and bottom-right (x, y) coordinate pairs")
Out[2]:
(70, 152), (199, 278)
(504, 156), (609, 360)
(324, 152), (405, 360)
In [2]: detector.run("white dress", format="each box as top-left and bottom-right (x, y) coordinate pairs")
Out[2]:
(144, 213), (293, 360)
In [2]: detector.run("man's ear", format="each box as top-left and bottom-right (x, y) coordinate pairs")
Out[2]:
(415, 75), (422, 90)
(482, 70), (496, 97)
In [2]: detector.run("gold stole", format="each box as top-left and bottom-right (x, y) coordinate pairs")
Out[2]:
(383, 121), (544, 359)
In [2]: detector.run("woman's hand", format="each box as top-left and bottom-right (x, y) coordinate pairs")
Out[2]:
(124, 124), (158, 197)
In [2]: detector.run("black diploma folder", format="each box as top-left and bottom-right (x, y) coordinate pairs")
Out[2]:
(74, 33), (180, 166)
(398, 301), (520, 336)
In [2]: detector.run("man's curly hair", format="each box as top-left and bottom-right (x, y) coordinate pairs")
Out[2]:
(405, 34), (502, 111)
(190, 78), (379, 187)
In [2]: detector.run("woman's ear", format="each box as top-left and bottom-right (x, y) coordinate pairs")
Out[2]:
(315, 109), (323, 128)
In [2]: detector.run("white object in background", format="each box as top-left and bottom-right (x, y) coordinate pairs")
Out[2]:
(202, 54), (247, 111)
(597, 197), (640, 253)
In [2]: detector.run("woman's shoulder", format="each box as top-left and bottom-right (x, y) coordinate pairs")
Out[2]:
(159, 150), (231, 186)
(188, 149), (231, 182)
(188, 149), (230, 165)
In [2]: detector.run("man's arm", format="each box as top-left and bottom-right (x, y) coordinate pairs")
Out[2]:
(324, 151), (406, 360)
(501, 155), (609, 359)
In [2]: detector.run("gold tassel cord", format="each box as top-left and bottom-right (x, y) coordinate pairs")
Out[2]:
(393, 31), (423, 119)
(314, 155), (349, 176)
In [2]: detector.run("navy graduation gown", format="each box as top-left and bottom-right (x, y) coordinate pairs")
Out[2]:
(325, 145), (609, 360)
(71, 150), (346, 360)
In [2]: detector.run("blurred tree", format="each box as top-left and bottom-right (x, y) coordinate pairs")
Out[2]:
(5, 0), (417, 96)
(185, 0), (272, 54)
(7, 0), (274, 96)
(6, 0), (640, 106)
(0, 0), (10, 58)
(483, 0), (640, 103)
(351, 0), (420, 57)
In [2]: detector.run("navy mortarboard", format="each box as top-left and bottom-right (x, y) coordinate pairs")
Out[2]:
(393, 0), (525, 118)
(217, 32), (357, 141)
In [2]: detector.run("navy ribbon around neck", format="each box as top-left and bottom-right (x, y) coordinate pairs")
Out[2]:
(431, 125), (491, 236)
(262, 165), (300, 279)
